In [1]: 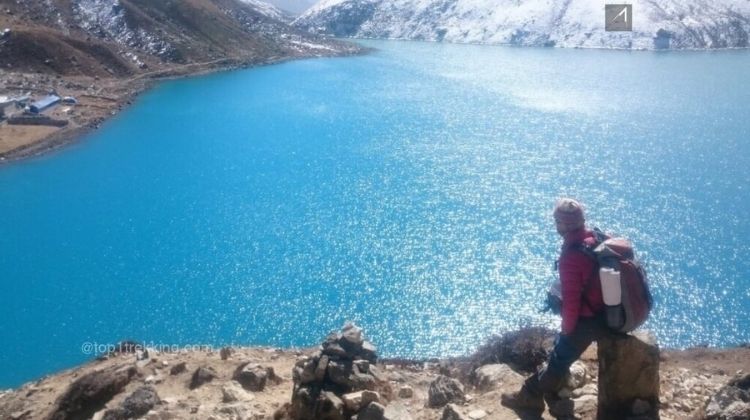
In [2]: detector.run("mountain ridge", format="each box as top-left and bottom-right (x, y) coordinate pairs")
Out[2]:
(293, 0), (750, 50)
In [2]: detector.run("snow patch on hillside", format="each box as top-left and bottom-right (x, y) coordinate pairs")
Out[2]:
(294, 0), (750, 49)
(239, 0), (290, 22)
(74, 0), (173, 57)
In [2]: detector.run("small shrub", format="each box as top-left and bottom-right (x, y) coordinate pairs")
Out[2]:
(470, 327), (556, 373)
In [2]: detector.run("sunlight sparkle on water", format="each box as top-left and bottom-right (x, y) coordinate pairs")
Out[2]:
(0, 41), (749, 387)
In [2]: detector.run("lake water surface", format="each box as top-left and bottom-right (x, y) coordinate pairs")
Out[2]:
(1, 40), (749, 387)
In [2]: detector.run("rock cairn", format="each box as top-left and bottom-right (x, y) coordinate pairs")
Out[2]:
(285, 322), (388, 420)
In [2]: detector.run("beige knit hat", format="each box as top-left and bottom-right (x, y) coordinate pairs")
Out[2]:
(553, 198), (585, 228)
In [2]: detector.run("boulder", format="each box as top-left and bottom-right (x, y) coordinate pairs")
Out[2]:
(368, 364), (386, 383)
(597, 331), (660, 419)
(359, 402), (386, 420)
(102, 408), (127, 420)
(233, 363), (270, 391)
(169, 362), (186, 376)
(327, 360), (353, 387)
(342, 390), (380, 412)
(289, 387), (315, 420)
(48, 365), (137, 420)
(294, 359), (316, 385)
(319, 391), (345, 420)
(361, 341), (378, 363)
(103, 386), (160, 419)
(441, 404), (468, 420)
(350, 371), (378, 391)
(315, 355), (329, 381)
(120, 386), (160, 418)
(473, 364), (523, 391)
(354, 359), (370, 374)
(341, 322), (364, 350)
(428, 375), (466, 408)
(289, 388), (346, 420)
(705, 373), (750, 420)
(189, 367), (217, 390)
(322, 341), (349, 359)
(221, 382), (253, 403)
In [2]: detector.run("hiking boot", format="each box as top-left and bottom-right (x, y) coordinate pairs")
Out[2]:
(501, 386), (545, 415)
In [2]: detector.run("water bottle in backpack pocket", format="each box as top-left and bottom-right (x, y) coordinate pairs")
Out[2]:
(599, 267), (625, 330)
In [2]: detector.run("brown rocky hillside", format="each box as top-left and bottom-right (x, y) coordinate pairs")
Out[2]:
(0, 0), (358, 78)
(0, 0), (362, 160)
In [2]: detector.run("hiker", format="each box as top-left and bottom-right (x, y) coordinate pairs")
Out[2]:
(501, 198), (612, 417)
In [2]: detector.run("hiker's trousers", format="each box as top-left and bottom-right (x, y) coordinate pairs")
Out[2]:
(526, 316), (613, 395)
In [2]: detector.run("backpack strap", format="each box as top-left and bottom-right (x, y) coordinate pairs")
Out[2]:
(572, 242), (598, 262)
(591, 226), (610, 244)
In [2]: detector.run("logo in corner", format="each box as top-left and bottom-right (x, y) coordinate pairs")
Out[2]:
(605, 4), (633, 32)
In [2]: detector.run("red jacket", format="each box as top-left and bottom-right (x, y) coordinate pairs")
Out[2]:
(559, 228), (605, 335)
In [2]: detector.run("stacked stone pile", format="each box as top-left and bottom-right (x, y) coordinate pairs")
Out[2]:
(283, 323), (392, 420)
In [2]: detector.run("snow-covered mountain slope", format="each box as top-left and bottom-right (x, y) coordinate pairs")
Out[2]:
(0, 0), (361, 76)
(239, 0), (293, 22)
(294, 0), (750, 49)
(264, 0), (318, 15)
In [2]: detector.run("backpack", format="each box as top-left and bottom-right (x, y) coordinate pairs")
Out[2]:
(577, 228), (654, 333)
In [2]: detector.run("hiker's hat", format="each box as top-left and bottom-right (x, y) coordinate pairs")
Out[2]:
(553, 198), (585, 227)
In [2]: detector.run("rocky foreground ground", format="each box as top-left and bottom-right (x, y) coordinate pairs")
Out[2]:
(0, 325), (748, 420)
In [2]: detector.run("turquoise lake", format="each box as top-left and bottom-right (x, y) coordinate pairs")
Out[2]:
(1, 40), (749, 387)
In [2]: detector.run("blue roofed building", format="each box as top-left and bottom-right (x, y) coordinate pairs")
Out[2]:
(29, 95), (61, 114)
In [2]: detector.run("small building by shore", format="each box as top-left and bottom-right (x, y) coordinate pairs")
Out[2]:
(29, 95), (61, 114)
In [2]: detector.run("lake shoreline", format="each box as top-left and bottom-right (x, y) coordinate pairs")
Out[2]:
(0, 47), (369, 165)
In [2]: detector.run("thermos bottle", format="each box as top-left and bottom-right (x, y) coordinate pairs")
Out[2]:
(600, 267), (625, 329)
